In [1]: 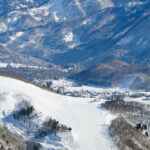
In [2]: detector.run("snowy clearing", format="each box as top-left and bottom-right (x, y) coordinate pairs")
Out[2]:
(0, 76), (117, 150)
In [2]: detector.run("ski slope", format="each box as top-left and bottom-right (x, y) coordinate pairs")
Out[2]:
(0, 76), (117, 150)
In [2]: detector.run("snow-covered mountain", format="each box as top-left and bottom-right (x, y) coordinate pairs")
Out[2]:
(71, 59), (150, 90)
(1, 73), (150, 149)
(0, 0), (150, 68)
(0, 75), (117, 150)
(1, 1), (150, 149)
(0, 0), (150, 89)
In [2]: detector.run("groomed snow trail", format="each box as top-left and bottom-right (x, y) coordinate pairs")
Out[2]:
(0, 76), (117, 150)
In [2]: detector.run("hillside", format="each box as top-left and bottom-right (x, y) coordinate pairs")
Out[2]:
(0, 75), (117, 150)
(70, 59), (150, 90)
(0, 0), (149, 70)
(1, 1), (150, 149)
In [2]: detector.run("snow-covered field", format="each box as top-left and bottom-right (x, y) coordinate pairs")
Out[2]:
(0, 76), (117, 150)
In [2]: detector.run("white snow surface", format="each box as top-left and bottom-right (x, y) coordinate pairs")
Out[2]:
(0, 62), (48, 70)
(9, 31), (24, 43)
(63, 31), (74, 42)
(0, 22), (7, 34)
(0, 76), (117, 150)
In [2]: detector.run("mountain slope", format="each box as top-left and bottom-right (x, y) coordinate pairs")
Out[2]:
(0, 45), (75, 81)
(0, 0), (150, 69)
(0, 45), (48, 66)
(71, 59), (150, 90)
(0, 75), (117, 150)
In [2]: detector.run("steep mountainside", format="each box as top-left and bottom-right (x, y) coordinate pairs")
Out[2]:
(71, 59), (150, 90)
(0, 0), (150, 68)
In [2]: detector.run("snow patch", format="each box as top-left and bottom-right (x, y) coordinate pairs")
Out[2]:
(9, 31), (24, 42)
(0, 62), (48, 70)
(52, 12), (59, 22)
(19, 4), (28, 8)
(74, 0), (86, 17)
(28, 4), (51, 21)
(82, 18), (94, 25)
(68, 43), (78, 49)
(26, 0), (33, 3)
(16, 31), (24, 37)
(63, 30), (74, 42)
(0, 22), (7, 34)
(7, 18), (11, 23)
(12, 16), (18, 22)
(0, 62), (8, 68)
(98, 0), (114, 9)
(128, 2), (144, 7)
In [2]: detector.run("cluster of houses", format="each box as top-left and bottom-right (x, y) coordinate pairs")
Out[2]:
(37, 80), (150, 101)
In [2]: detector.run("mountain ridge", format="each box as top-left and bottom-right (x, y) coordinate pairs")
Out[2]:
(70, 59), (150, 90)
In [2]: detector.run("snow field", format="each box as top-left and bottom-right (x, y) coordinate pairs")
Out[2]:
(0, 76), (117, 150)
